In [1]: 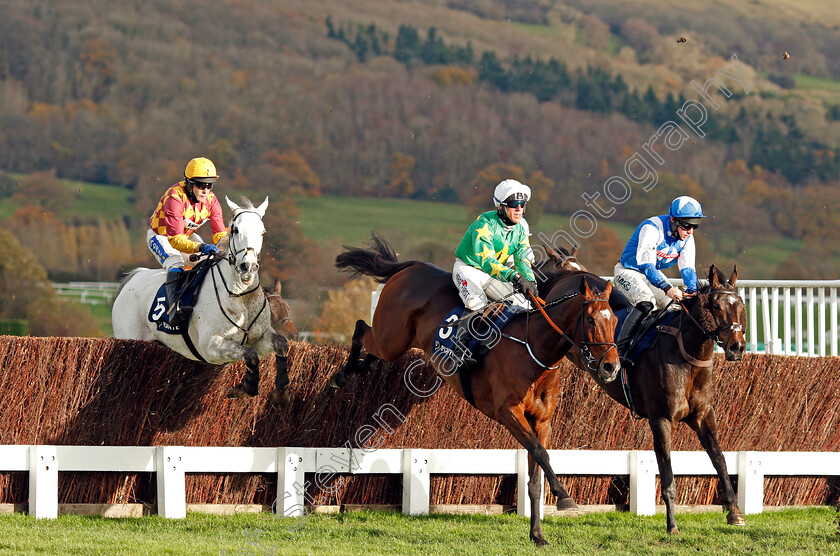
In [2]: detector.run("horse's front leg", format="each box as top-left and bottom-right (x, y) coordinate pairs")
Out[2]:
(207, 336), (261, 400)
(270, 332), (291, 410)
(649, 417), (678, 534)
(690, 410), (746, 527)
(497, 406), (574, 546)
(330, 319), (376, 388)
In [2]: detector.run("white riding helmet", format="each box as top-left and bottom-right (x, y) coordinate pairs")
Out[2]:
(493, 179), (531, 208)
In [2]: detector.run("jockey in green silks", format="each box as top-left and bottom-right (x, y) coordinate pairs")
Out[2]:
(453, 179), (538, 314)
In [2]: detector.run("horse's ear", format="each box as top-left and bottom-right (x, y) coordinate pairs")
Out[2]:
(273, 277), (282, 295)
(256, 196), (269, 218)
(580, 276), (593, 297)
(571, 247), (579, 258)
(602, 280), (612, 298)
(729, 266), (738, 288)
(708, 264), (721, 289)
(225, 195), (240, 213)
(546, 246), (562, 262)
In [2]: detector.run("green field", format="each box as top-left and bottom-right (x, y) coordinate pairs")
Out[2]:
(0, 508), (836, 555)
(295, 195), (794, 275)
(0, 174), (138, 222)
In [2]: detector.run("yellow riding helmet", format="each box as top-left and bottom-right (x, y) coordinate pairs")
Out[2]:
(184, 157), (219, 181)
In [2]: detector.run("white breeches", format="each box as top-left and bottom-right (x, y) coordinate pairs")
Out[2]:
(452, 258), (531, 312)
(612, 262), (672, 309)
(147, 229), (205, 271)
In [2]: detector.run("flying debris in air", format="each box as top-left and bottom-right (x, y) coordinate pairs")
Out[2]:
(677, 36), (687, 43)
(782, 51), (790, 59)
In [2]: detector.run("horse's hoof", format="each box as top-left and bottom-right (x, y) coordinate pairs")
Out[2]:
(727, 512), (746, 526)
(555, 496), (579, 512)
(530, 535), (549, 547)
(270, 387), (291, 410)
(329, 372), (347, 389)
(227, 384), (254, 399)
(667, 526), (680, 535)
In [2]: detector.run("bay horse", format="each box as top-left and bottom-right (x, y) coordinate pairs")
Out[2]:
(328, 234), (620, 545)
(265, 278), (299, 340)
(112, 197), (291, 410)
(542, 263), (747, 534)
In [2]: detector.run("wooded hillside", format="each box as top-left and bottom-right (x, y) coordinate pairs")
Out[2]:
(1, 0), (839, 295)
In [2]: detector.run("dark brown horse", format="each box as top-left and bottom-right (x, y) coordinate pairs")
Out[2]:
(543, 264), (747, 534)
(328, 234), (620, 546)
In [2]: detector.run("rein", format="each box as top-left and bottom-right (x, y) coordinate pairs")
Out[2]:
(209, 259), (267, 346)
(666, 290), (743, 366)
(500, 290), (616, 371)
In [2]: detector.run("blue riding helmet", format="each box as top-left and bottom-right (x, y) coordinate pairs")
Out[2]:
(669, 196), (705, 226)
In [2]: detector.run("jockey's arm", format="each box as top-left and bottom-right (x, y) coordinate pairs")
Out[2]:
(466, 226), (519, 281)
(512, 236), (536, 282)
(162, 199), (201, 254)
(677, 237), (699, 293)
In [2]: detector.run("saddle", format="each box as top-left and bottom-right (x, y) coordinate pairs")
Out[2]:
(615, 307), (679, 365)
(148, 260), (213, 335)
(433, 302), (521, 406)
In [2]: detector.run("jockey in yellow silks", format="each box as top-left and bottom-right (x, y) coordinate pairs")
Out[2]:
(146, 156), (228, 326)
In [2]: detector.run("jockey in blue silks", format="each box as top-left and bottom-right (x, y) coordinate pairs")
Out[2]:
(611, 195), (705, 357)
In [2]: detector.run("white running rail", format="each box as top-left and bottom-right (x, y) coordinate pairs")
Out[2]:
(3, 445), (838, 519)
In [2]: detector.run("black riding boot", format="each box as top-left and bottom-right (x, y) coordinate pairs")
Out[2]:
(165, 269), (188, 327)
(615, 301), (653, 360)
(451, 309), (494, 374)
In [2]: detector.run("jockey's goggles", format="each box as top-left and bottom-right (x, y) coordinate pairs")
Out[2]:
(190, 179), (215, 190)
(676, 219), (698, 230)
(503, 200), (527, 209)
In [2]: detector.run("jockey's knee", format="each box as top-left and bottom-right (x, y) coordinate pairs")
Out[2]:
(163, 257), (185, 272)
(463, 295), (485, 312)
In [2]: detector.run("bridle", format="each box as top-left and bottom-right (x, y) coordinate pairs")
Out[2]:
(678, 289), (744, 350)
(198, 209), (268, 345)
(501, 289), (616, 371)
(226, 209), (263, 275)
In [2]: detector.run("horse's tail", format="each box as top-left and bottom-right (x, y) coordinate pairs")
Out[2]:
(115, 268), (146, 297)
(335, 232), (416, 284)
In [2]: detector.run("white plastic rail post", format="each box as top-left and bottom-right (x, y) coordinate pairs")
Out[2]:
(402, 448), (430, 515)
(156, 446), (186, 518)
(29, 445), (58, 519)
(629, 450), (657, 516)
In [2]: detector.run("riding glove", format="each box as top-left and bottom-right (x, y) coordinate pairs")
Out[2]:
(512, 272), (539, 300)
(199, 243), (220, 256)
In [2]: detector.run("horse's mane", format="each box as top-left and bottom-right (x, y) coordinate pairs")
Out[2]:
(543, 269), (612, 301)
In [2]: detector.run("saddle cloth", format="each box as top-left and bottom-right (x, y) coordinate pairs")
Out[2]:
(615, 307), (679, 364)
(433, 304), (520, 368)
(148, 262), (212, 334)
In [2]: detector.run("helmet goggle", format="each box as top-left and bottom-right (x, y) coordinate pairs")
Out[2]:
(503, 199), (527, 209)
(189, 178), (215, 191)
(675, 219), (699, 230)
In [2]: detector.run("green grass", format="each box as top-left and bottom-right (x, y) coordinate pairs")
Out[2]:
(0, 508), (836, 555)
(295, 194), (637, 254)
(0, 174), (139, 222)
(794, 73), (840, 94)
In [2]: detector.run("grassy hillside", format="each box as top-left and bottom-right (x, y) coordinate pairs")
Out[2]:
(296, 195), (798, 277)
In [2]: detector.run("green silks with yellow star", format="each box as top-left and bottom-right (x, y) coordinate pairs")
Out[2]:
(454, 211), (535, 282)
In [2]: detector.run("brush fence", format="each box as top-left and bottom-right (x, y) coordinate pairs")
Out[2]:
(6, 445), (839, 519)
